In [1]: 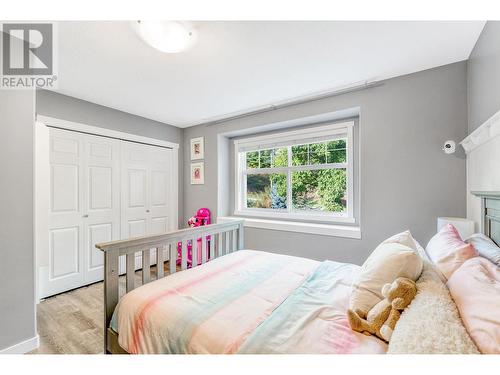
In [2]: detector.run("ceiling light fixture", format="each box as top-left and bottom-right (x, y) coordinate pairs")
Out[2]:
(133, 21), (197, 53)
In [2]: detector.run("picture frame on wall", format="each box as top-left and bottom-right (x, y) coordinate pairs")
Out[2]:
(190, 137), (204, 160)
(190, 162), (204, 185)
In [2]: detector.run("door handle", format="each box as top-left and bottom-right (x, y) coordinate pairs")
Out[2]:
(146, 210), (150, 213)
(82, 214), (89, 218)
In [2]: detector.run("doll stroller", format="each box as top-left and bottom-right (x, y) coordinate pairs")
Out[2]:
(176, 208), (211, 267)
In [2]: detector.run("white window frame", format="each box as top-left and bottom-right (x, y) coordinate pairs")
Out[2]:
(234, 121), (355, 224)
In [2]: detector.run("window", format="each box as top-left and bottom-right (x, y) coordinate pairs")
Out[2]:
(234, 121), (354, 223)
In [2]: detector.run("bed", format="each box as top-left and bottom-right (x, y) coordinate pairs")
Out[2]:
(96, 191), (500, 354)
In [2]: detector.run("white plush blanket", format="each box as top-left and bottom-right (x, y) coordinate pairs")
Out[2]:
(388, 260), (479, 354)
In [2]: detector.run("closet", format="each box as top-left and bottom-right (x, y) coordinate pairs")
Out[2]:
(38, 125), (177, 298)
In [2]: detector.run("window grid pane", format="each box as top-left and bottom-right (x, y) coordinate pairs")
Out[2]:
(246, 147), (288, 169)
(291, 139), (346, 166)
(291, 168), (346, 213)
(246, 173), (287, 209)
(242, 136), (349, 215)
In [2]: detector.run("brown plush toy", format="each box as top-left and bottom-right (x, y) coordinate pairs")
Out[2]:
(347, 277), (417, 342)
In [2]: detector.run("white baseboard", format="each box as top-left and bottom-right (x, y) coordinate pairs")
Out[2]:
(0, 335), (39, 354)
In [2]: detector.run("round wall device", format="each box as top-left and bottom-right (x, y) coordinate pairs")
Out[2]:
(443, 140), (456, 154)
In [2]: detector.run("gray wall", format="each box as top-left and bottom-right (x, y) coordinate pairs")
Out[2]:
(36, 90), (184, 223)
(0, 89), (36, 350)
(467, 21), (500, 133)
(183, 62), (468, 265)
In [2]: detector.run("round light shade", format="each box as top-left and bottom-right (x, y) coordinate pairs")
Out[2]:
(133, 21), (197, 53)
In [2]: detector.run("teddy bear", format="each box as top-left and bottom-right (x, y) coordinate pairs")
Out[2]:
(347, 277), (418, 342)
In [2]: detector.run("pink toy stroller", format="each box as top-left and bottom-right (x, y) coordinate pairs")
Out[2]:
(176, 208), (211, 267)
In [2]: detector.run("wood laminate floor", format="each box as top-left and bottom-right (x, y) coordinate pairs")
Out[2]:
(30, 263), (174, 354)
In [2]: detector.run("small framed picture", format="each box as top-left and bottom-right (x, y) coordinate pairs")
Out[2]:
(190, 137), (204, 160)
(190, 162), (204, 185)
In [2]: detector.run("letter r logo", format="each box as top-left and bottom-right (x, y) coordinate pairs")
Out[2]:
(2, 23), (53, 75)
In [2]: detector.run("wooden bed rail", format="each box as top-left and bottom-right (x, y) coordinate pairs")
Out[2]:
(96, 219), (245, 353)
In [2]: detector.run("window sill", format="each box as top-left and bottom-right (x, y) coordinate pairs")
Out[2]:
(218, 216), (361, 239)
(233, 209), (356, 224)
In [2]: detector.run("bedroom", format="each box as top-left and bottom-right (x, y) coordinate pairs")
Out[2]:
(0, 0), (499, 372)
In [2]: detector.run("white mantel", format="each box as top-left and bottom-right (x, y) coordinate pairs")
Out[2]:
(462, 108), (500, 232)
(461, 108), (500, 154)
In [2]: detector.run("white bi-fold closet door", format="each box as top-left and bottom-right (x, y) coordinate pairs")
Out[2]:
(41, 128), (175, 298)
(119, 141), (173, 272)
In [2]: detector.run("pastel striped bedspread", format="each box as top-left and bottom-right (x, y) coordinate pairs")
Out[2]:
(111, 250), (387, 354)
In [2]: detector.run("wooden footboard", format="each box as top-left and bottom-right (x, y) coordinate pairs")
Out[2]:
(96, 220), (245, 354)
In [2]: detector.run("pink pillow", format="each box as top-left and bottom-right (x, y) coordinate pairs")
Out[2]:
(448, 257), (500, 354)
(425, 224), (478, 279)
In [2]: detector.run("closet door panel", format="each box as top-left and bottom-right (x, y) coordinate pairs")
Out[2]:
(50, 226), (80, 278)
(120, 142), (151, 272)
(87, 223), (112, 270)
(88, 166), (113, 209)
(84, 134), (120, 283)
(121, 142), (174, 273)
(150, 169), (169, 235)
(121, 142), (149, 229)
(151, 170), (167, 207)
(128, 170), (147, 207)
(41, 128), (85, 298)
(149, 146), (173, 234)
(128, 219), (147, 237)
(147, 145), (173, 271)
(51, 164), (79, 212)
(151, 216), (168, 234)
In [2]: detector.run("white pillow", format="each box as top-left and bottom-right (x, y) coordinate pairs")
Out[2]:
(425, 224), (478, 280)
(414, 238), (431, 262)
(465, 233), (500, 267)
(350, 231), (423, 314)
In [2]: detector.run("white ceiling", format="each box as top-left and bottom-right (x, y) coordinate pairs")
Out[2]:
(52, 21), (485, 128)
